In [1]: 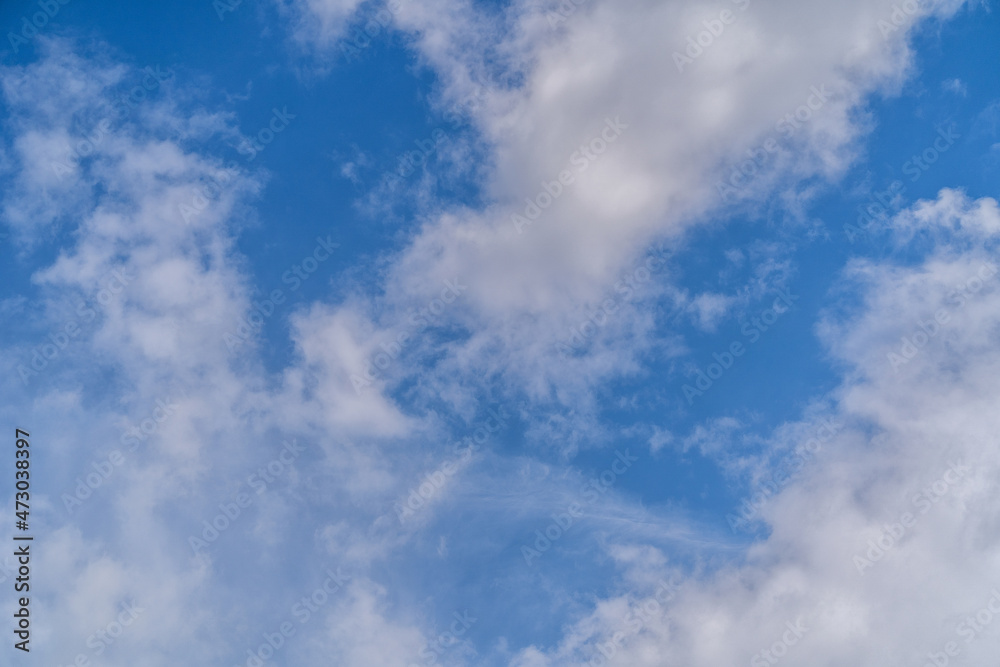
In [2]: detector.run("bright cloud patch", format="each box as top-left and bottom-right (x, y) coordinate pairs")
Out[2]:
(0, 0), (998, 665)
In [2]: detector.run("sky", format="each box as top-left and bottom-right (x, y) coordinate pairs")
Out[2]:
(0, 0), (999, 665)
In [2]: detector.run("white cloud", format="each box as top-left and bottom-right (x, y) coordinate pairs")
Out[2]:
(286, 0), (972, 432)
(0, 39), (436, 665)
(942, 77), (968, 96)
(279, 0), (369, 50)
(509, 189), (1000, 666)
(0, 0), (993, 662)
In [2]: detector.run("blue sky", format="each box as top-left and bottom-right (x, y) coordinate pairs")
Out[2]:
(1, 0), (1000, 665)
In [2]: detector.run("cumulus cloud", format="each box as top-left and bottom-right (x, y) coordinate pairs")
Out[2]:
(1, 0), (994, 664)
(281, 2), (1000, 665)
(505, 188), (1000, 666)
(0, 38), (430, 665)
(286, 0), (971, 431)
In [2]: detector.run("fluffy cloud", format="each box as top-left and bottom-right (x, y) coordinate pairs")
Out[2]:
(0, 38), (429, 665)
(1, 0), (994, 664)
(285, 3), (1000, 665)
(507, 188), (1000, 666)
(287, 0), (971, 425)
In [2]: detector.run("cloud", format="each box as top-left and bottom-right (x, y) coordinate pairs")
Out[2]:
(508, 188), (1000, 666)
(0, 0), (993, 663)
(942, 77), (968, 96)
(285, 0), (972, 436)
(0, 38), (433, 665)
(278, 0), (371, 50)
